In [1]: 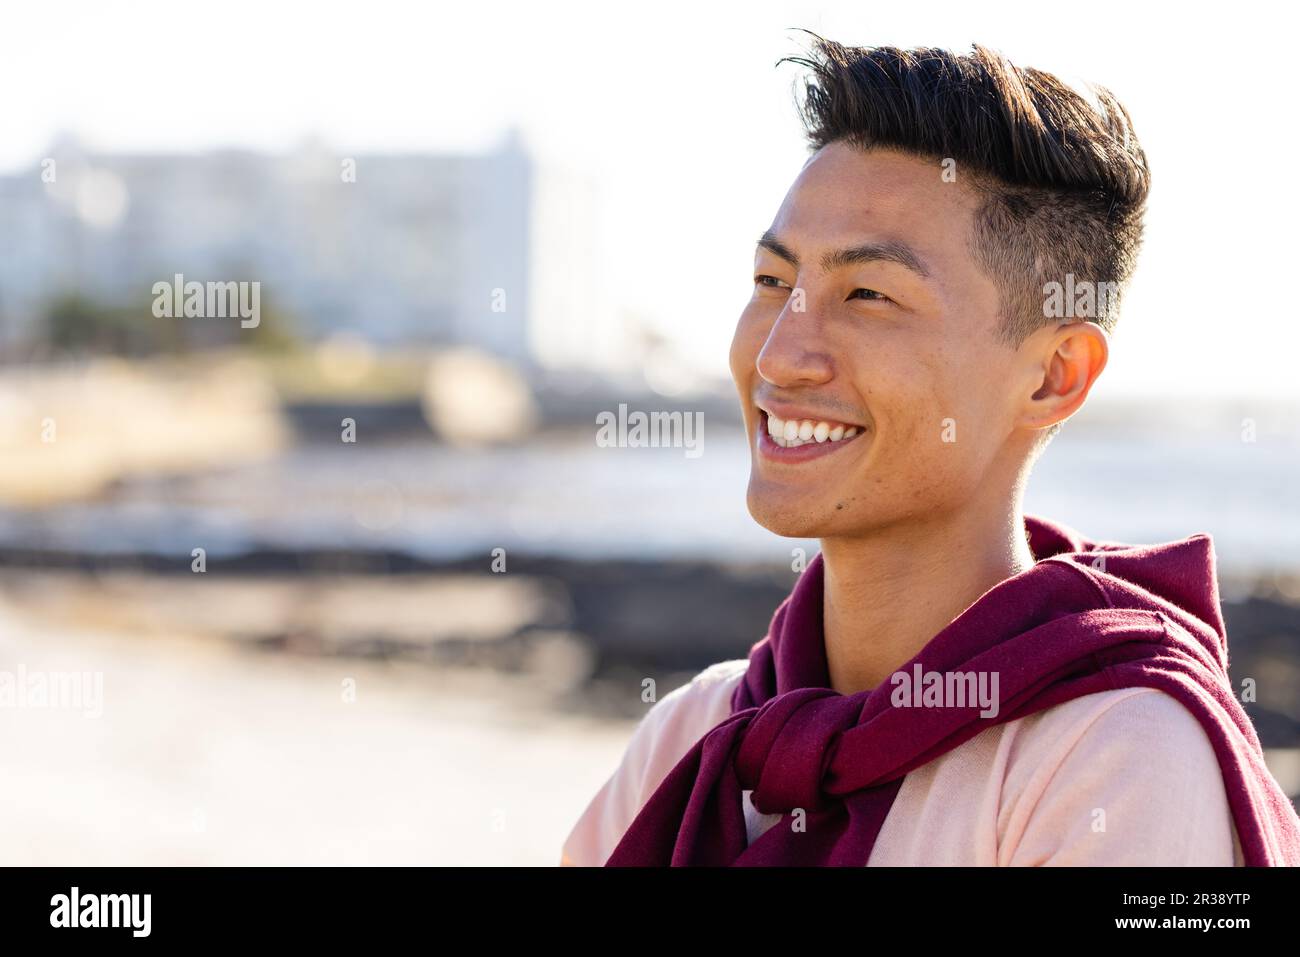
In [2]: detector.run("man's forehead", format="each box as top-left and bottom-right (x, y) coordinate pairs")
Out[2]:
(799, 148), (967, 200)
(769, 148), (976, 252)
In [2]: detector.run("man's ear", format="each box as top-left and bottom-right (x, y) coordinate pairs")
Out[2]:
(1019, 320), (1109, 429)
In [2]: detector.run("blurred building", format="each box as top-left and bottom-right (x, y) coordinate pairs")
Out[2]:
(0, 129), (616, 369)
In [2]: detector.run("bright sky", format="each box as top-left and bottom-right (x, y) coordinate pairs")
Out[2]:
(7, 0), (1295, 398)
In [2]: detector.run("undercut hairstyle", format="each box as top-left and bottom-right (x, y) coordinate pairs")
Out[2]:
(779, 33), (1150, 346)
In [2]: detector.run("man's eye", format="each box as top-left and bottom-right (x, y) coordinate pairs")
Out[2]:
(754, 275), (790, 290)
(848, 288), (891, 303)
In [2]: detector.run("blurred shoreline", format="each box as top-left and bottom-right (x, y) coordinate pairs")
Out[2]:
(4, 353), (1300, 571)
(3, 548), (1298, 749)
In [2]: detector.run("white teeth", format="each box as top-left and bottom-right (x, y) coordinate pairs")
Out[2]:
(763, 411), (864, 450)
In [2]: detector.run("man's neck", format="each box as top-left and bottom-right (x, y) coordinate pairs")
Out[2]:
(819, 504), (1036, 695)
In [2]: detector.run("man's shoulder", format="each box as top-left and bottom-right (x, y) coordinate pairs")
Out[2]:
(995, 686), (1241, 865)
(1013, 685), (1212, 745)
(1001, 685), (1224, 783)
(560, 659), (749, 865)
(643, 658), (749, 740)
(625, 658), (750, 798)
(682, 657), (751, 694)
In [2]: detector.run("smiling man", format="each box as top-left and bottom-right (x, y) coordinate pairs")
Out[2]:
(561, 36), (1300, 866)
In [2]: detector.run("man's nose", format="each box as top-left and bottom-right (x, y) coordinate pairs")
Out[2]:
(755, 296), (834, 388)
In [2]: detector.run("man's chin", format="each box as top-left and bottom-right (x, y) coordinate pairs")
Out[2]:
(746, 484), (838, 540)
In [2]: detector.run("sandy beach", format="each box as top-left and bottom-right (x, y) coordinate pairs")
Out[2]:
(0, 590), (635, 866)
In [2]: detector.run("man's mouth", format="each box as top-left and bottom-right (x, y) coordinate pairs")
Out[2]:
(762, 410), (862, 447)
(755, 406), (868, 461)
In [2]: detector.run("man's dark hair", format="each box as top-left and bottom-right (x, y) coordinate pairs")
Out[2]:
(780, 33), (1150, 345)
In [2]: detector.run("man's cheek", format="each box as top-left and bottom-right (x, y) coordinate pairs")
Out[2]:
(728, 329), (753, 387)
(879, 393), (969, 491)
(729, 314), (763, 378)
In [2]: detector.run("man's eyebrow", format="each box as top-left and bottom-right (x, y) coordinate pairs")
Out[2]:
(756, 230), (931, 279)
(822, 239), (931, 278)
(756, 231), (801, 269)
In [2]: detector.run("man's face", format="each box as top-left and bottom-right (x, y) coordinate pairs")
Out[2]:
(729, 142), (1029, 539)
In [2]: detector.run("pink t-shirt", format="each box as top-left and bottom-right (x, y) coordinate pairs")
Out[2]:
(563, 658), (1244, 866)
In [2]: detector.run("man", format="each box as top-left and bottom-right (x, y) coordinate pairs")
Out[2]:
(562, 35), (1300, 866)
